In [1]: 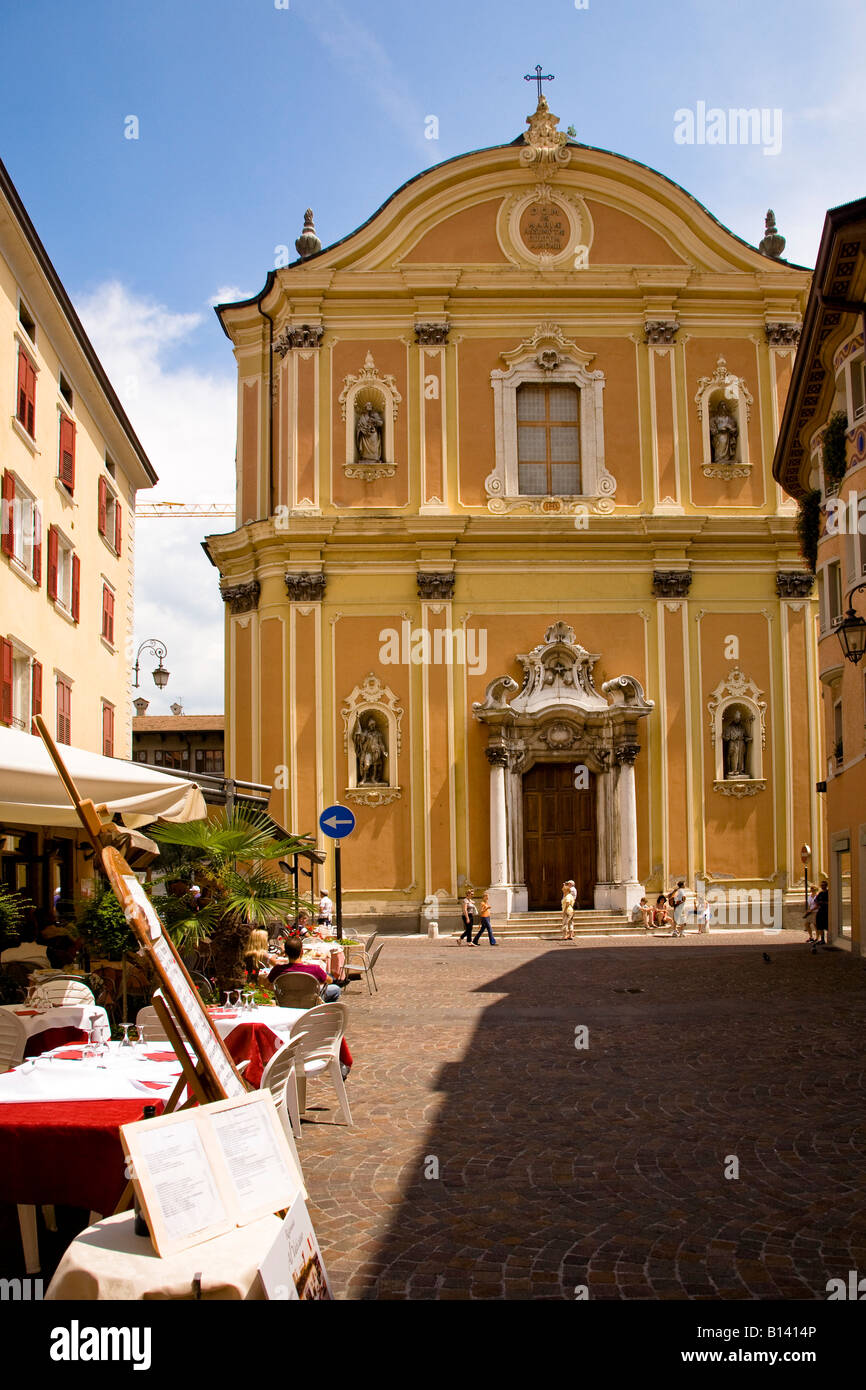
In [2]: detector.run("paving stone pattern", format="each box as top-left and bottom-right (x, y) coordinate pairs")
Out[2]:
(299, 932), (866, 1300)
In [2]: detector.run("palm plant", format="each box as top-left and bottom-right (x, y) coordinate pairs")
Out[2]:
(149, 808), (316, 991)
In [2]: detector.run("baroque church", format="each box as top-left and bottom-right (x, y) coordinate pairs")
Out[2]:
(205, 91), (820, 932)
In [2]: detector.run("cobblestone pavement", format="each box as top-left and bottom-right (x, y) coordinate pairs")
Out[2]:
(298, 931), (866, 1300)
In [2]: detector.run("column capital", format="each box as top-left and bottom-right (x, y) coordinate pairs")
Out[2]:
(485, 745), (510, 768)
(615, 743), (640, 766)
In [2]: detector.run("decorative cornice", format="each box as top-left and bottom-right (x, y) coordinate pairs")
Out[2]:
(765, 322), (801, 348)
(414, 322), (450, 345)
(284, 571), (326, 602)
(274, 324), (324, 356)
(653, 570), (692, 597)
(644, 320), (679, 345)
(417, 572), (455, 600)
(776, 570), (814, 598)
(345, 785), (402, 807)
(220, 580), (260, 615)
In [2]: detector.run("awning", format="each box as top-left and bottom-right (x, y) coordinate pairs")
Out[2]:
(0, 727), (207, 829)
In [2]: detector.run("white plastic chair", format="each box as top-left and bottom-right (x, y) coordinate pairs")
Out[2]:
(0, 1010), (27, 1073)
(260, 1032), (309, 1140)
(135, 1004), (171, 1044)
(30, 977), (95, 1008)
(289, 1004), (353, 1126)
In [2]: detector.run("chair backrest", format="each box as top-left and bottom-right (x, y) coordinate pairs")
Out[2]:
(0, 968), (28, 1004)
(0, 1010), (27, 1071)
(31, 978), (95, 1008)
(187, 970), (217, 1004)
(274, 971), (321, 1009)
(288, 1003), (346, 1065)
(135, 1004), (170, 1044)
(260, 1032), (309, 1112)
(367, 940), (386, 971)
(361, 930), (379, 957)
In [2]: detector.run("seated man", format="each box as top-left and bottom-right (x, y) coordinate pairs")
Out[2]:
(1, 923), (49, 967)
(631, 897), (653, 931)
(268, 936), (342, 1002)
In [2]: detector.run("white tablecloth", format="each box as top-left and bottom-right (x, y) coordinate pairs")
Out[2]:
(0, 1002), (110, 1043)
(0, 1042), (182, 1102)
(208, 1006), (308, 1041)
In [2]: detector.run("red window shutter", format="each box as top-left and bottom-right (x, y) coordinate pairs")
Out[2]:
(102, 584), (115, 644)
(114, 500), (122, 554)
(47, 525), (59, 600)
(103, 703), (114, 757)
(98, 477), (107, 535)
(59, 415), (76, 491)
(71, 553), (80, 622)
(1, 471), (14, 557)
(31, 660), (42, 726)
(17, 349), (36, 437)
(0, 639), (12, 726)
(32, 505), (42, 585)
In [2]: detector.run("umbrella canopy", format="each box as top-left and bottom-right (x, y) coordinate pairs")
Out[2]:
(0, 727), (207, 829)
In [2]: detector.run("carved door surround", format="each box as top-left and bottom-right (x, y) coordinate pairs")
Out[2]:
(472, 622), (653, 915)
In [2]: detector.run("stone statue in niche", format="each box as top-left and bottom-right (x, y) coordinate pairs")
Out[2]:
(355, 401), (384, 462)
(710, 398), (739, 462)
(354, 714), (387, 784)
(722, 707), (752, 778)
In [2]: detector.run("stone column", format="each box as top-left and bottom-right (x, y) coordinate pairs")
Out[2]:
(612, 744), (643, 912)
(486, 746), (510, 916)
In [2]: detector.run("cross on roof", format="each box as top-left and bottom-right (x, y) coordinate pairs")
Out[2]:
(524, 65), (554, 103)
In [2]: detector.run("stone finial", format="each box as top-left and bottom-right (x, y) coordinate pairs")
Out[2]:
(295, 208), (322, 261)
(759, 209), (786, 259)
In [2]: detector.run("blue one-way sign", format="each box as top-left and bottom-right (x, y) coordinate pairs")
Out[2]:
(319, 804), (356, 839)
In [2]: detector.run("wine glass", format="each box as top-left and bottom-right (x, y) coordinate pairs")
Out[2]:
(223, 991), (233, 1009)
(231, 989), (242, 1011)
(119, 1023), (133, 1048)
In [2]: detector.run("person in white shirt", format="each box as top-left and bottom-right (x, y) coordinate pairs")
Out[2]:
(318, 890), (334, 931)
(561, 881), (576, 939)
(695, 897), (710, 934)
(669, 881), (687, 937)
(1, 933), (49, 966)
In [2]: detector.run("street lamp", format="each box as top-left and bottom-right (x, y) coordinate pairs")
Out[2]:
(834, 581), (866, 665)
(133, 639), (170, 690)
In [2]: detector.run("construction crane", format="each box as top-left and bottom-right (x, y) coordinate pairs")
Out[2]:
(135, 501), (235, 518)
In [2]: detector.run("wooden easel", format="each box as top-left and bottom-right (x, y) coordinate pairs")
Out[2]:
(33, 716), (249, 1209)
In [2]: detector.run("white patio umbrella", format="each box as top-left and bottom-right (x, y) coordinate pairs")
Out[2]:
(0, 726), (207, 829)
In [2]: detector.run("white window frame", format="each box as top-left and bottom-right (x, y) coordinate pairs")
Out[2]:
(9, 475), (38, 579)
(9, 639), (34, 732)
(847, 354), (865, 423)
(827, 559), (843, 626)
(486, 328), (614, 510)
(55, 529), (74, 612)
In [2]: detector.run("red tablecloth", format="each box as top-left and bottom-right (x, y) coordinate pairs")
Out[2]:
(0, 1099), (164, 1213)
(224, 1022), (353, 1089)
(24, 1026), (88, 1058)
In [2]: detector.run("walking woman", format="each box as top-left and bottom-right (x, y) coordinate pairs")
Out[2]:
(458, 889), (477, 945)
(473, 891), (497, 946)
(562, 881), (576, 940)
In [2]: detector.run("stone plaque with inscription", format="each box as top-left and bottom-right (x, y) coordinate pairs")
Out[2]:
(518, 200), (570, 255)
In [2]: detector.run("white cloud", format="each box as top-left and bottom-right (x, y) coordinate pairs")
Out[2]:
(208, 284), (253, 307)
(77, 282), (236, 715)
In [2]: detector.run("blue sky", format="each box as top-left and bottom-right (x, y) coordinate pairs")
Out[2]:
(1, 0), (863, 715)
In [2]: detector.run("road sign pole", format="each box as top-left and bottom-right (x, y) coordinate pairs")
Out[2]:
(334, 839), (343, 942)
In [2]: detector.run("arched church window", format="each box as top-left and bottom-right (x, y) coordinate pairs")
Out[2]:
(516, 384), (581, 495)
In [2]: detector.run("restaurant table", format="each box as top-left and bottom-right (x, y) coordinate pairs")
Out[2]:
(46, 1210), (282, 1300)
(0, 1002), (111, 1057)
(303, 942), (346, 976)
(207, 1005), (352, 1086)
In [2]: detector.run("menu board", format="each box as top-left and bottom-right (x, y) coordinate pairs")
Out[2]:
(258, 1194), (332, 1301)
(121, 1091), (304, 1257)
(101, 846), (246, 1101)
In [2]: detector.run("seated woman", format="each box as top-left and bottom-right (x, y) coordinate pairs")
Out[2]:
(243, 928), (275, 983)
(653, 894), (672, 931)
(268, 936), (342, 1002)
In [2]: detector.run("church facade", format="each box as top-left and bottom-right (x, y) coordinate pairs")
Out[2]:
(205, 97), (821, 932)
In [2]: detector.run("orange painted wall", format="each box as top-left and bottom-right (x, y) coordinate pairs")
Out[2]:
(401, 199), (508, 264)
(233, 620), (253, 780)
(292, 609), (320, 842)
(331, 340), (409, 508)
(424, 608), (454, 891)
(296, 354), (316, 506)
(700, 613), (774, 878)
(241, 381), (259, 523)
(652, 348), (678, 503)
(663, 607), (688, 872)
(260, 617), (286, 823)
(421, 347), (444, 503)
(586, 200), (687, 265)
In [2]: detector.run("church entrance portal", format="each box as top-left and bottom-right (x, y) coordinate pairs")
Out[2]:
(522, 763), (596, 909)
